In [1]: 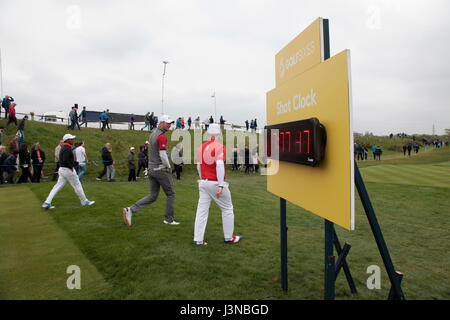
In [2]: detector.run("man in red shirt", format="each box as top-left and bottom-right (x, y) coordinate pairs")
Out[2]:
(194, 123), (242, 245)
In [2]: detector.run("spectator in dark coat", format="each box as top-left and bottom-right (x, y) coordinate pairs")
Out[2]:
(128, 147), (136, 181)
(105, 109), (111, 129)
(97, 143), (113, 180)
(129, 114), (135, 130)
(2, 95), (13, 119)
(244, 146), (251, 174)
(79, 106), (88, 127)
(407, 143), (412, 156)
(4, 151), (18, 184)
(31, 142), (46, 183)
(17, 115), (28, 145)
(232, 147), (238, 171)
(136, 145), (147, 178)
(17, 144), (33, 183)
(0, 145), (8, 184)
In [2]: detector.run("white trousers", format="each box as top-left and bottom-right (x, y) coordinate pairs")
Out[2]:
(45, 167), (88, 205)
(194, 180), (234, 242)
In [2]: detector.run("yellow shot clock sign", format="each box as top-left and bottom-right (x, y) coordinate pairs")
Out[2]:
(266, 19), (354, 230)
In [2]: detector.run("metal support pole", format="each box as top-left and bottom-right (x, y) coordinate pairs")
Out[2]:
(354, 162), (405, 300)
(161, 74), (165, 115)
(280, 197), (288, 291)
(161, 61), (168, 115)
(324, 220), (335, 300)
(333, 230), (358, 294)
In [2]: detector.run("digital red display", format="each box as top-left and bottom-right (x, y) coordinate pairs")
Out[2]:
(265, 118), (326, 166)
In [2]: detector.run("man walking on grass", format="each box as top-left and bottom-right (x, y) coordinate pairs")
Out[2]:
(193, 123), (242, 246)
(41, 134), (95, 209)
(122, 115), (179, 226)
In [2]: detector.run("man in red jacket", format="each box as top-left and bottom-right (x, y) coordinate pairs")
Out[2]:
(193, 123), (242, 246)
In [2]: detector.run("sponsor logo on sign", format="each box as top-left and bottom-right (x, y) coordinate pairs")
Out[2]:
(279, 41), (316, 78)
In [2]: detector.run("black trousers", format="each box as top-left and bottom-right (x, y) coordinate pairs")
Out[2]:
(0, 167), (4, 184)
(98, 164), (108, 178)
(128, 169), (136, 181)
(32, 164), (43, 183)
(173, 165), (182, 180)
(6, 169), (15, 183)
(17, 166), (33, 183)
(137, 163), (146, 176)
(101, 121), (107, 131)
(7, 116), (17, 126)
(3, 108), (8, 119)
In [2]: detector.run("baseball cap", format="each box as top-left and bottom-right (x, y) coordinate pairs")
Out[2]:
(63, 133), (76, 141)
(130, 147), (135, 151)
(207, 123), (221, 136)
(159, 115), (174, 124)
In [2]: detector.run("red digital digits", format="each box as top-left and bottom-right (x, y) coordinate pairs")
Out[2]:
(295, 129), (311, 154)
(274, 129), (311, 154)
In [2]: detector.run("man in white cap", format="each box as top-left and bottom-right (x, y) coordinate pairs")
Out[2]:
(193, 123), (242, 245)
(122, 115), (180, 226)
(42, 134), (95, 209)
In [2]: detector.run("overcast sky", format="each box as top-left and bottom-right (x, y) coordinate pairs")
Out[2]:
(0, 0), (449, 135)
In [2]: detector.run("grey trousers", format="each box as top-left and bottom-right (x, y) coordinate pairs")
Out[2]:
(106, 165), (115, 181)
(130, 168), (175, 222)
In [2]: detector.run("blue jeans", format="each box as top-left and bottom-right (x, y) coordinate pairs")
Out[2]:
(78, 164), (87, 182)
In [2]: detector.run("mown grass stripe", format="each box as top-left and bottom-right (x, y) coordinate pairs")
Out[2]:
(0, 186), (111, 299)
(362, 165), (450, 188)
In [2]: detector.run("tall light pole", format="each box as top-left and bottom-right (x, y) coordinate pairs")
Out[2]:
(211, 91), (216, 122)
(161, 60), (169, 115)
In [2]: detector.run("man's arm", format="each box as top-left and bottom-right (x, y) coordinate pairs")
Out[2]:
(160, 150), (171, 169)
(157, 134), (171, 169)
(197, 163), (202, 178)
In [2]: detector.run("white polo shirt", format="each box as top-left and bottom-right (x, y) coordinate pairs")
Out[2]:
(74, 146), (86, 165)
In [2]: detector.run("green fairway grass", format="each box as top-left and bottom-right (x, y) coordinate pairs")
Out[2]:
(0, 169), (448, 299)
(0, 186), (111, 299)
(361, 164), (450, 188)
(1, 120), (449, 299)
